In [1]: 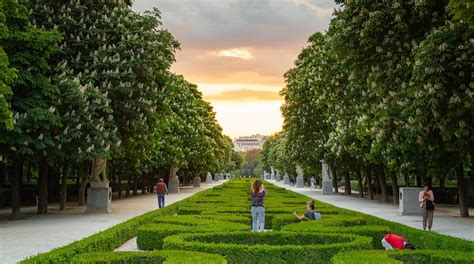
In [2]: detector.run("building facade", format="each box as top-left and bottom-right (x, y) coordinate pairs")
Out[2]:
(233, 134), (267, 152)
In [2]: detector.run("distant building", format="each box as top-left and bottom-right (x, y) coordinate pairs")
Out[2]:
(234, 134), (267, 152)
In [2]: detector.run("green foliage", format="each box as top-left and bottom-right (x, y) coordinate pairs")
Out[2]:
(72, 250), (226, 264)
(449, 0), (474, 25)
(22, 179), (474, 263)
(0, 0), (62, 161)
(163, 231), (372, 264)
(332, 250), (474, 264)
(137, 216), (249, 249)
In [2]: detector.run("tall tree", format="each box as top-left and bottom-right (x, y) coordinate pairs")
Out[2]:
(0, 0), (61, 216)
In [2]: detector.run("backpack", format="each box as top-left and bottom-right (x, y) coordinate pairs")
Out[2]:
(425, 200), (435, 211)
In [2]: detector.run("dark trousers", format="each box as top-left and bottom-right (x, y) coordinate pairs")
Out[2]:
(158, 194), (165, 208)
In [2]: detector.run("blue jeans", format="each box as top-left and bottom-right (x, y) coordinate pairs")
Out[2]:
(251, 206), (265, 232)
(158, 194), (165, 208)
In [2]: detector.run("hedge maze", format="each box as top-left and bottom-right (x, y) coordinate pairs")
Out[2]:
(24, 179), (474, 263)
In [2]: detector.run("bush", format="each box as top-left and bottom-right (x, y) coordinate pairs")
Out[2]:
(271, 214), (300, 230)
(23, 178), (474, 263)
(71, 250), (227, 264)
(332, 249), (474, 264)
(137, 217), (249, 249)
(163, 231), (372, 264)
(364, 215), (474, 251)
(283, 222), (390, 248)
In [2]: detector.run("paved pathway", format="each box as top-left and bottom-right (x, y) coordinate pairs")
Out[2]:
(270, 180), (474, 241)
(0, 181), (223, 263)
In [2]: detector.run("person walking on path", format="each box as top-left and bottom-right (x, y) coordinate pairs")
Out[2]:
(310, 177), (317, 189)
(156, 178), (169, 208)
(250, 180), (266, 232)
(294, 200), (321, 221)
(419, 184), (435, 231)
(381, 234), (416, 250)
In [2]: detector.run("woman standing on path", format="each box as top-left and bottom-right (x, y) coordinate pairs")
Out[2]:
(250, 180), (266, 232)
(419, 184), (435, 231)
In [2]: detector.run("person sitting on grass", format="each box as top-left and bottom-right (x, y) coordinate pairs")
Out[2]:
(293, 201), (321, 221)
(381, 234), (416, 250)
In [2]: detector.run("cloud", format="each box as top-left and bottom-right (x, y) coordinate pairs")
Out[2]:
(204, 89), (282, 101)
(291, 0), (335, 15)
(216, 48), (254, 60)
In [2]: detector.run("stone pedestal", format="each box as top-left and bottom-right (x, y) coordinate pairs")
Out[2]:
(86, 182), (111, 213)
(399, 187), (423, 216)
(296, 176), (305, 188)
(168, 175), (179, 193)
(322, 180), (333, 195)
(206, 173), (213, 183)
(193, 176), (201, 187)
(283, 175), (290, 185)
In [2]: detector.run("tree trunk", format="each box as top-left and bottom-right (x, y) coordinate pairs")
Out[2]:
(48, 166), (60, 203)
(10, 160), (21, 219)
(456, 165), (469, 217)
(125, 174), (131, 197)
(439, 176), (446, 190)
(117, 173), (122, 199)
(331, 165), (338, 193)
(141, 173), (146, 195)
(37, 158), (49, 214)
(357, 167), (364, 198)
(377, 164), (388, 203)
(60, 165), (69, 210)
(424, 175), (432, 187)
(404, 172), (410, 187)
(75, 167), (80, 187)
(374, 169), (381, 195)
(344, 170), (351, 195)
(366, 165), (374, 200)
(78, 163), (88, 206)
(416, 170), (424, 187)
(133, 173), (138, 196)
(391, 171), (399, 204)
(26, 162), (32, 183)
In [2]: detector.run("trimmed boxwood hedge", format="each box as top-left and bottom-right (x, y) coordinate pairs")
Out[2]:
(71, 250), (226, 263)
(137, 217), (249, 249)
(332, 249), (474, 264)
(163, 231), (372, 264)
(22, 178), (474, 263)
(21, 186), (219, 263)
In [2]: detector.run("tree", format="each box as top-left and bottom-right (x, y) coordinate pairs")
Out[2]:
(0, 0), (62, 216)
(0, 0), (15, 130)
(407, 20), (473, 216)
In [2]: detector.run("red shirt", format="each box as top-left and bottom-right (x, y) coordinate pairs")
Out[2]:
(384, 234), (405, 249)
(156, 182), (167, 194)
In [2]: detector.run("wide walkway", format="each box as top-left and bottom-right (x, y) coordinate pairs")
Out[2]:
(0, 181), (223, 263)
(271, 180), (474, 241)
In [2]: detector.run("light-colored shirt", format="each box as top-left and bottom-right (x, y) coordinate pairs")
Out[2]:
(418, 190), (434, 203)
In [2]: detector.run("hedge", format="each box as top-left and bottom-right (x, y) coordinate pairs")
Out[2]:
(332, 249), (474, 264)
(137, 217), (249, 249)
(21, 178), (474, 263)
(163, 231), (372, 264)
(21, 187), (214, 263)
(71, 250), (226, 264)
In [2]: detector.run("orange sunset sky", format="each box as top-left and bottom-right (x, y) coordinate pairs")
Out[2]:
(133, 0), (337, 138)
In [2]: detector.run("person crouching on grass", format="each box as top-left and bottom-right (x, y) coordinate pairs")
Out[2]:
(293, 201), (321, 221)
(381, 234), (416, 250)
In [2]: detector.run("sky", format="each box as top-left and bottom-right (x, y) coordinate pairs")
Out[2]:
(132, 0), (337, 138)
